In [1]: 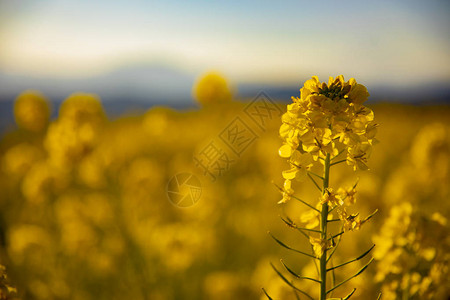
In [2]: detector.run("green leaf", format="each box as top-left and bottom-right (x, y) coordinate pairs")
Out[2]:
(327, 244), (375, 272)
(327, 258), (374, 294)
(268, 232), (317, 259)
(262, 288), (273, 300)
(280, 259), (321, 283)
(270, 263), (314, 300)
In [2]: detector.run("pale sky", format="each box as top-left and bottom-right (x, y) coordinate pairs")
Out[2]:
(1, 0), (450, 86)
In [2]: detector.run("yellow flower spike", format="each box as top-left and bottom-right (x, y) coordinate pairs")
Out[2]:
(277, 75), (377, 299)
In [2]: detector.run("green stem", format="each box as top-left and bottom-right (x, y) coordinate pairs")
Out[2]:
(320, 153), (331, 300)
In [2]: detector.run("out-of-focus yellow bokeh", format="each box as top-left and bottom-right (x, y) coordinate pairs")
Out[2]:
(192, 72), (233, 106)
(13, 91), (50, 133)
(0, 87), (449, 299)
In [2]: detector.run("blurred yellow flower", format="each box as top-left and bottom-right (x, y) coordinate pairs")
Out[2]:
(14, 90), (50, 132)
(192, 71), (233, 106)
(44, 93), (106, 168)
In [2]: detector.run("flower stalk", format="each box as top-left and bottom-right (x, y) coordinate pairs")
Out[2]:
(320, 153), (331, 300)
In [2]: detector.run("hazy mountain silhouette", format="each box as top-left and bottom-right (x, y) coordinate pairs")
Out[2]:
(1, 64), (449, 105)
(1, 65), (449, 134)
(0, 64), (196, 105)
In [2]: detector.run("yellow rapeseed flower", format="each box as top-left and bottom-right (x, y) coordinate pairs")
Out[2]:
(279, 75), (377, 195)
(192, 71), (233, 106)
(14, 90), (50, 132)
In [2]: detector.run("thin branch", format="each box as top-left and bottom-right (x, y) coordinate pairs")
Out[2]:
(327, 228), (343, 263)
(262, 288), (273, 300)
(327, 218), (341, 223)
(326, 258), (374, 294)
(343, 288), (357, 300)
(329, 205), (339, 214)
(291, 195), (321, 213)
(364, 209), (379, 222)
(280, 259), (322, 283)
(268, 232), (318, 259)
(308, 170), (324, 181)
(330, 260), (336, 298)
(327, 244), (375, 272)
(270, 263), (314, 300)
(376, 292), (382, 300)
(328, 231), (344, 241)
(331, 148), (346, 161)
(280, 216), (322, 234)
(282, 216), (320, 276)
(307, 172), (323, 192)
(330, 159), (347, 167)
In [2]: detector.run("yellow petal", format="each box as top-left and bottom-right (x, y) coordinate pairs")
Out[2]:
(279, 144), (293, 158)
(282, 168), (297, 180)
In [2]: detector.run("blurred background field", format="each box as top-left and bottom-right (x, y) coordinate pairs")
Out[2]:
(1, 0), (450, 299)
(0, 88), (449, 299)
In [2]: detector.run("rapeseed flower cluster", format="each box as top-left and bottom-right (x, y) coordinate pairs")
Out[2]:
(278, 76), (377, 233)
(273, 76), (377, 300)
(373, 203), (450, 299)
(279, 75), (376, 184)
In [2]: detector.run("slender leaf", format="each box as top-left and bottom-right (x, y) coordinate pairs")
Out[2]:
(327, 288), (356, 299)
(327, 227), (343, 263)
(270, 263), (314, 300)
(307, 170), (324, 180)
(307, 172), (322, 192)
(327, 218), (341, 223)
(280, 259), (321, 283)
(291, 195), (321, 213)
(327, 244), (375, 272)
(328, 231), (344, 241)
(268, 232), (317, 259)
(280, 216), (321, 234)
(262, 288), (273, 300)
(330, 159), (347, 167)
(364, 209), (378, 222)
(327, 258), (374, 294)
(331, 148), (346, 161)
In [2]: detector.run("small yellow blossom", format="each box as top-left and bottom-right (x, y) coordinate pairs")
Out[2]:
(300, 210), (320, 229)
(14, 90), (50, 132)
(320, 188), (342, 207)
(337, 185), (357, 206)
(310, 237), (328, 257)
(278, 180), (294, 204)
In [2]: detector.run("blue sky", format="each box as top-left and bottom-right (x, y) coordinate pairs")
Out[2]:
(1, 0), (449, 87)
